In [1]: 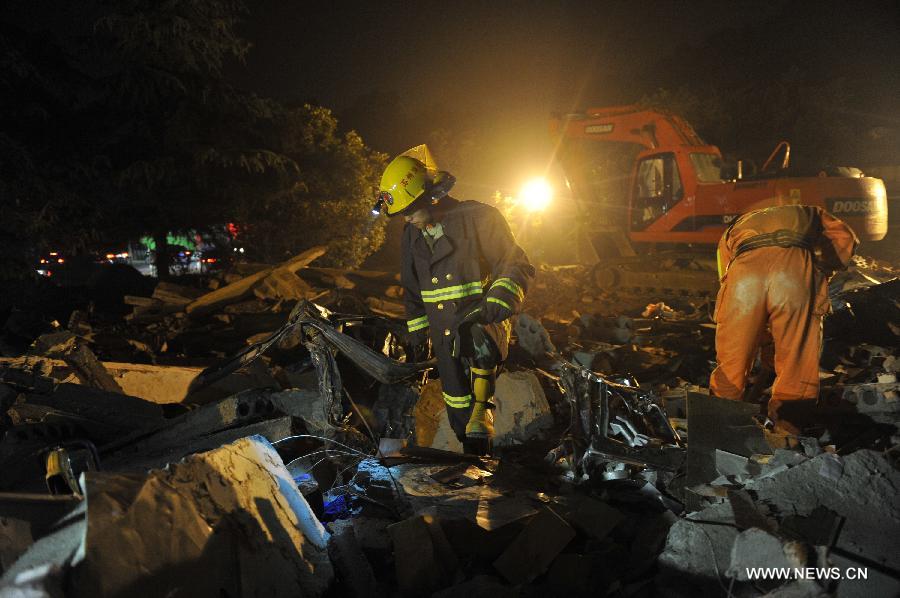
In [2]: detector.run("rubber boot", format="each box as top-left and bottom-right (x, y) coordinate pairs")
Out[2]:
(465, 366), (495, 440)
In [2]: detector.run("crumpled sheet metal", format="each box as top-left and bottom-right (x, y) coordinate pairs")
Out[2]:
(73, 435), (332, 598)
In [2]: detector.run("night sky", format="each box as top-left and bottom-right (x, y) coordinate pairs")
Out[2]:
(228, 0), (900, 200)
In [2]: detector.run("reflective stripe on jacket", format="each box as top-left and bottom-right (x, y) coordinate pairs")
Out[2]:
(400, 197), (534, 347)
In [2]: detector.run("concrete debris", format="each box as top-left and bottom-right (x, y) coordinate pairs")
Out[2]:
(493, 507), (576, 585)
(0, 247), (897, 596)
(556, 494), (624, 541)
(186, 246), (326, 316)
(492, 371), (553, 446)
(726, 528), (799, 580)
(388, 514), (457, 596)
(747, 450), (900, 576)
(75, 436), (332, 597)
(30, 331), (123, 394)
(327, 519), (378, 598)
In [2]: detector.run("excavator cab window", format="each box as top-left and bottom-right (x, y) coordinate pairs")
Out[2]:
(633, 153), (682, 229)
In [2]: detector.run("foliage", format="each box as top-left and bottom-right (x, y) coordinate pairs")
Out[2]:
(236, 104), (387, 268)
(640, 72), (870, 172)
(0, 1), (386, 280)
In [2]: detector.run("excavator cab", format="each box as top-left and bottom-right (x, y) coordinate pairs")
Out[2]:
(631, 152), (684, 230)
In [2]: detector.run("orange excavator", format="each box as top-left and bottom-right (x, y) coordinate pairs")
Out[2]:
(541, 105), (888, 293)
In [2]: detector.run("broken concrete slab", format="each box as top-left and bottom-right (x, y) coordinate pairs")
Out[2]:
(726, 528), (799, 581)
(493, 507), (576, 585)
(7, 382), (165, 441)
(387, 514), (455, 596)
(686, 393), (771, 510)
(327, 519), (378, 598)
(0, 504), (85, 592)
(102, 361), (203, 404)
(390, 463), (537, 530)
(413, 379), (463, 453)
(30, 332), (123, 394)
(350, 516), (393, 552)
(73, 435), (332, 597)
(493, 371), (553, 447)
(0, 562), (66, 597)
(186, 246), (326, 316)
(746, 450), (900, 575)
(657, 501), (740, 594)
(0, 357), (202, 405)
(556, 494), (624, 541)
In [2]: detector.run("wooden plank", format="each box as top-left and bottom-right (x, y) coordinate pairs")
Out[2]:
(123, 295), (158, 307)
(185, 246), (326, 316)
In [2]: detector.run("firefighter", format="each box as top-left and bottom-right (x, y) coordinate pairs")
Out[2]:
(709, 205), (858, 435)
(373, 151), (534, 455)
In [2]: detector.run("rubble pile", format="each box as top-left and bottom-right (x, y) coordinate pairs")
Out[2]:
(0, 249), (898, 596)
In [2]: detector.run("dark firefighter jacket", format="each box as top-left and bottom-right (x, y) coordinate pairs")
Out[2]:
(401, 197), (534, 366)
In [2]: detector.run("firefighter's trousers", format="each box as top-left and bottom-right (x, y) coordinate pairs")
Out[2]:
(710, 246), (823, 423)
(439, 320), (510, 444)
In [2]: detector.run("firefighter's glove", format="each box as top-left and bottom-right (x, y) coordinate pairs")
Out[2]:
(479, 297), (513, 324)
(480, 279), (522, 324)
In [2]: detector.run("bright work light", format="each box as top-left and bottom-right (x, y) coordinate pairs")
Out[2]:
(519, 178), (553, 212)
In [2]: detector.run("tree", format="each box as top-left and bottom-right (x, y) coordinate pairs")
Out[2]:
(236, 104), (387, 268)
(0, 3), (113, 280)
(1, 1), (388, 282)
(86, 0), (297, 278)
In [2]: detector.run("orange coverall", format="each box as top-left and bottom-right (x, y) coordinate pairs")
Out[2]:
(709, 205), (858, 426)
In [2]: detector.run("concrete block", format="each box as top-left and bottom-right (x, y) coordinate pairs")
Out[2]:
(747, 450), (900, 573)
(657, 502), (739, 592)
(726, 528), (794, 581)
(327, 520), (377, 598)
(558, 494), (623, 541)
(74, 435), (332, 598)
(493, 507), (576, 585)
(387, 514), (450, 596)
(102, 361), (203, 404)
(493, 371), (553, 446)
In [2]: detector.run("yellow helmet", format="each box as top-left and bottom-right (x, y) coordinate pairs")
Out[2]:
(374, 146), (455, 216)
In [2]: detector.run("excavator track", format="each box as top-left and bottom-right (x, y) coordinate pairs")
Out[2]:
(591, 253), (719, 298)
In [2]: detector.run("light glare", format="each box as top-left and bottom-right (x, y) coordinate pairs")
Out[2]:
(520, 178), (553, 212)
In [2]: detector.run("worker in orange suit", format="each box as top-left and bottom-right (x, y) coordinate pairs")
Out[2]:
(709, 205), (858, 435)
